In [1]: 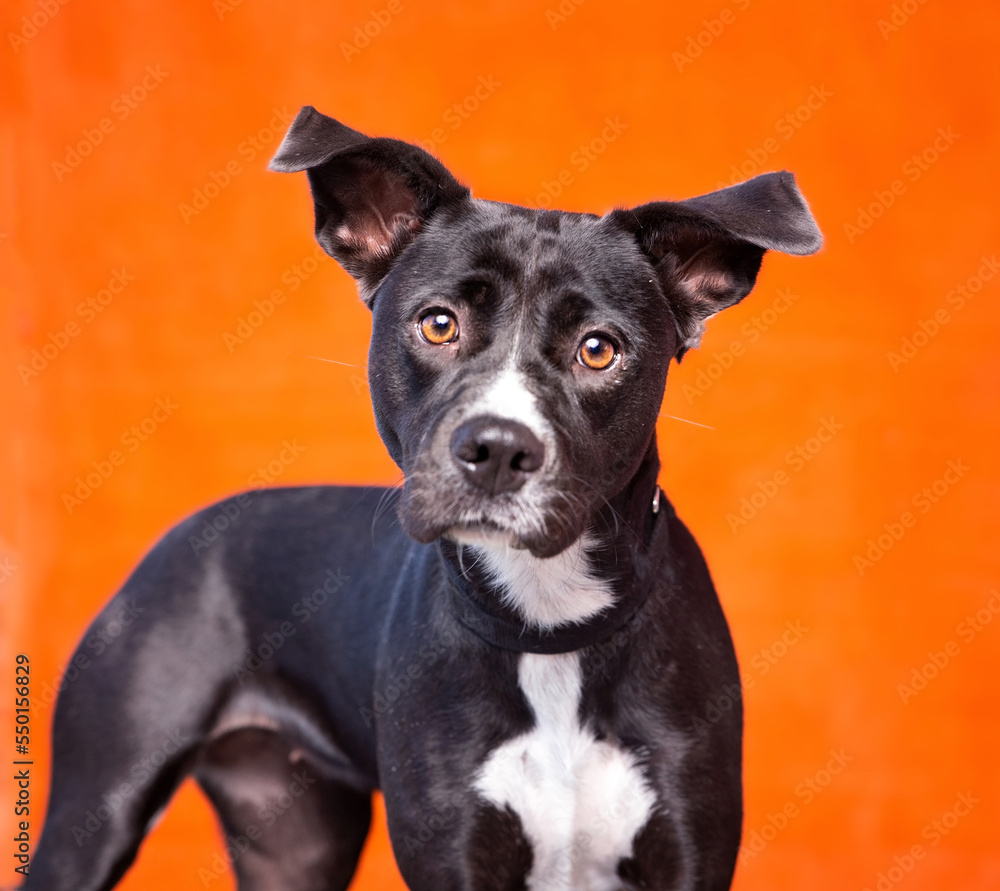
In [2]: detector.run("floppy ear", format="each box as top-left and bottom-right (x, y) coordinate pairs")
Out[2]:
(270, 106), (471, 304)
(607, 172), (822, 358)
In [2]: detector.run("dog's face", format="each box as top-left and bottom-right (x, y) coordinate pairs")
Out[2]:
(366, 200), (675, 558)
(271, 108), (821, 558)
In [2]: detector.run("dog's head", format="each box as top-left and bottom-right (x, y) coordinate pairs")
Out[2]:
(271, 108), (821, 559)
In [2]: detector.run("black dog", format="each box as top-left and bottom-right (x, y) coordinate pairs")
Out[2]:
(25, 107), (821, 891)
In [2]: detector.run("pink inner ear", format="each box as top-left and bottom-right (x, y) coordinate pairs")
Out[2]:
(676, 255), (733, 328)
(335, 164), (420, 259)
(671, 243), (737, 348)
(674, 243), (727, 300)
(680, 267), (731, 300)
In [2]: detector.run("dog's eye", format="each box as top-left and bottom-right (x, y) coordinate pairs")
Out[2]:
(419, 311), (459, 345)
(577, 334), (617, 370)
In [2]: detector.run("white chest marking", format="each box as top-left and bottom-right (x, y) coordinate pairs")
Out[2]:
(475, 653), (656, 891)
(468, 534), (616, 628)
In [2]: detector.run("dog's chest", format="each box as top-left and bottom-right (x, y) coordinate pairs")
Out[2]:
(474, 653), (655, 891)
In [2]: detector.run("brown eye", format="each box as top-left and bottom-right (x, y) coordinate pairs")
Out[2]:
(578, 333), (617, 370)
(419, 311), (458, 345)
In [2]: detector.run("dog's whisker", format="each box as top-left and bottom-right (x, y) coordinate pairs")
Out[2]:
(565, 473), (634, 541)
(371, 474), (405, 542)
(465, 547), (488, 575)
(294, 353), (363, 368)
(658, 413), (716, 430)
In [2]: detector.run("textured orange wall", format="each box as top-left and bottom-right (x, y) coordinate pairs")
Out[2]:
(2, 1), (999, 888)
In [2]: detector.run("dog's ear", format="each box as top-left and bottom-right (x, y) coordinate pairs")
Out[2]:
(270, 107), (470, 304)
(608, 172), (821, 358)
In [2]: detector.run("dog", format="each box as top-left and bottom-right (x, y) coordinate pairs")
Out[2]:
(24, 107), (821, 891)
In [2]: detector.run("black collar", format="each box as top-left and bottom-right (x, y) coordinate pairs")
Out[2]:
(438, 490), (674, 655)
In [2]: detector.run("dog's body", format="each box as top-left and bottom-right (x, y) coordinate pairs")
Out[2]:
(26, 109), (820, 891)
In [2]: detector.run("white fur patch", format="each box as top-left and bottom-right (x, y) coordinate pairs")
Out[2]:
(464, 534), (615, 628)
(475, 653), (656, 891)
(467, 366), (549, 444)
(453, 363), (614, 627)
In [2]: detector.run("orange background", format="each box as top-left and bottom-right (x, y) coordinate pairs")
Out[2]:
(2, 1), (999, 888)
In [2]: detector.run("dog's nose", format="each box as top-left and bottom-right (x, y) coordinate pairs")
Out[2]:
(450, 417), (545, 495)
